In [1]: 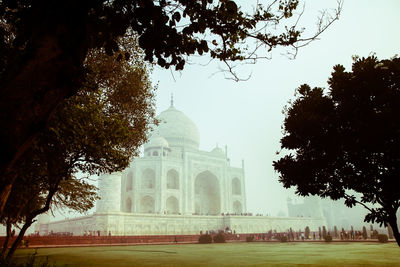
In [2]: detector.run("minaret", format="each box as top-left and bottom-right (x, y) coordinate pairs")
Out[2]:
(96, 173), (122, 212)
(241, 159), (247, 212)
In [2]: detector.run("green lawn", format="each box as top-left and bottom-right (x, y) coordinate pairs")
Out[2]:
(12, 242), (400, 266)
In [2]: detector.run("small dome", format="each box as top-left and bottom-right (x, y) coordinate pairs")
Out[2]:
(144, 136), (169, 149)
(211, 146), (224, 155)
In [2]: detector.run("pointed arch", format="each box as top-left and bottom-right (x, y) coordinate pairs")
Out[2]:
(194, 170), (220, 215)
(166, 196), (179, 214)
(142, 168), (155, 189)
(232, 177), (241, 195)
(124, 197), (132, 213)
(233, 200), (242, 214)
(126, 171), (133, 191)
(167, 169), (179, 189)
(140, 195), (155, 213)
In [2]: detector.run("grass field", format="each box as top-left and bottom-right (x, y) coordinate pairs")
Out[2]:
(12, 242), (400, 266)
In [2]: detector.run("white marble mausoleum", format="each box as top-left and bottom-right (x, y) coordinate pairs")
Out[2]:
(40, 102), (326, 236)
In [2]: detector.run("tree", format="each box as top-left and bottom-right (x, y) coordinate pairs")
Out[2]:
(362, 226), (367, 240)
(322, 226), (327, 239)
(305, 226), (310, 239)
(388, 225), (394, 240)
(274, 56), (400, 246)
(289, 227), (294, 241)
(0, 0), (342, 213)
(0, 35), (156, 260)
(1, 158), (99, 261)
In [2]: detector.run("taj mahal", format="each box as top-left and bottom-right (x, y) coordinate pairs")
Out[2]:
(39, 101), (326, 236)
(101, 99), (247, 216)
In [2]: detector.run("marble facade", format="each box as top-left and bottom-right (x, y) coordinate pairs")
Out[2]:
(43, 212), (325, 236)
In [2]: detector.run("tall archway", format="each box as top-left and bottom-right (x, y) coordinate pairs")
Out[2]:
(140, 196), (155, 213)
(124, 197), (132, 213)
(142, 168), (155, 189)
(233, 200), (242, 214)
(232, 177), (241, 195)
(194, 170), (220, 215)
(167, 169), (179, 189)
(166, 196), (179, 214)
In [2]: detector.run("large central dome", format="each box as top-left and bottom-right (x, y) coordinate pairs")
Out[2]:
(151, 104), (200, 150)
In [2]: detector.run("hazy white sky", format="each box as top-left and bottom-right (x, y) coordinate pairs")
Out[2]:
(150, 0), (400, 216)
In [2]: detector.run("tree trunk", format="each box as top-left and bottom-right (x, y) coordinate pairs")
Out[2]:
(0, 1), (90, 216)
(5, 181), (59, 261)
(0, 172), (18, 216)
(0, 183), (13, 217)
(388, 215), (400, 247)
(1, 219), (12, 259)
(5, 217), (34, 262)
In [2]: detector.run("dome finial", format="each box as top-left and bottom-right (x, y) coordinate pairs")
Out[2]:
(170, 93), (174, 107)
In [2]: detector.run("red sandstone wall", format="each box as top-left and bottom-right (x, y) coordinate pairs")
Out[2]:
(0, 233), (252, 247)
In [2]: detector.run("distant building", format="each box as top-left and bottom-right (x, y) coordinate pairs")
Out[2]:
(287, 196), (386, 230)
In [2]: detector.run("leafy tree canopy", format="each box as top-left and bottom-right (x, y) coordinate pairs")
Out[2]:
(274, 55), (400, 247)
(0, 35), (156, 260)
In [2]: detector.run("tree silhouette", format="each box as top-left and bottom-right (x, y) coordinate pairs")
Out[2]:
(362, 226), (367, 240)
(305, 226), (310, 239)
(0, 36), (156, 260)
(274, 56), (400, 246)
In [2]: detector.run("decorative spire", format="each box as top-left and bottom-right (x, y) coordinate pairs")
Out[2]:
(170, 93), (174, 107)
